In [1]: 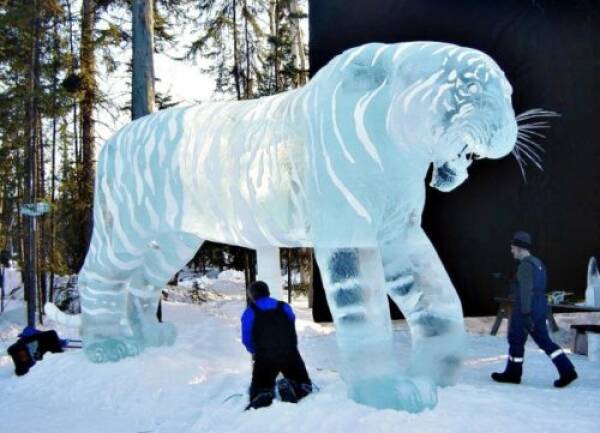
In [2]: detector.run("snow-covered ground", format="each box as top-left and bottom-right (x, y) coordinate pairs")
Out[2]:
(1, 274), (599, 433)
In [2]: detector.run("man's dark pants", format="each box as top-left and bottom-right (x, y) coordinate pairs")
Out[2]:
(250, 350), (311, 405)
(508, 292), (574, 374)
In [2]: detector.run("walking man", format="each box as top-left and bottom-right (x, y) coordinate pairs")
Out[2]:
(492, 231), (578, 387)
(241, 281), (313, 409)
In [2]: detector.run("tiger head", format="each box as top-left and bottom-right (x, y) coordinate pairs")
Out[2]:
(388, 43), (518, 192)
(429, 49), (518, 192)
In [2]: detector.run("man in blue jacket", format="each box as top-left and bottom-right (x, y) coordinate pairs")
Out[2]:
(492, 231), (578, 387)
(241, 280), (312, 409)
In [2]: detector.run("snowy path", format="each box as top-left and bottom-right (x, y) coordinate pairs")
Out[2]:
(1, 296), (599, 433)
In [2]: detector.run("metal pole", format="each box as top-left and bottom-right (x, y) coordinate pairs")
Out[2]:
(31, 216), (37, 326)
(26, 216), (37, 327)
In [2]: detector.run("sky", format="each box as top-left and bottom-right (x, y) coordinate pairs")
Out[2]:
(96, 50), (216, 142)
(95, 13), (217, 144)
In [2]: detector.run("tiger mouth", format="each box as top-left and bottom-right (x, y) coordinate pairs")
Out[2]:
(430, 139), (484, 192)
(435, 163), (457, 182)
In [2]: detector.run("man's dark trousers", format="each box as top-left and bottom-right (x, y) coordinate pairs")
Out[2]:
(508, 291), (574, 374)
(250, 350), (311, 404)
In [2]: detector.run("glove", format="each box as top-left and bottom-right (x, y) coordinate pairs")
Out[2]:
(523, 314), (534, 332)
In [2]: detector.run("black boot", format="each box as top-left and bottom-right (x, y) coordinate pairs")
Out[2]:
(491, 360), (522, 384)
(277, 378), (313, 403)
(552, 352), (578, 388)
(554, 370), (577, 388)
(277, 378), (298, 403)
(245, 388), (274, 410)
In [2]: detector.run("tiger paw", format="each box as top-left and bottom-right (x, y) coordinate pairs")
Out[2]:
(84, 337), (142, 363)
(348, 375), (437, 413)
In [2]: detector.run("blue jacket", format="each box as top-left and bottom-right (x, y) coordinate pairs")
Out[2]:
(241, 297), (295, 354)
(514, 255), (547, 315)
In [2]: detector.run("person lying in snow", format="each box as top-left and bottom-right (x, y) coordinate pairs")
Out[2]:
(7, 326), (68, 376)
(241, 281), (313, 409)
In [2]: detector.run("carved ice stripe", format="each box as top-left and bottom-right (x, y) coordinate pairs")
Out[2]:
(320, 116), (372, 224)
(332, 81), (356, 164)
(340, 45), (368, 70)
(354, 79), (387, 169)
(371, 45), (389, 66)
(403, 70), (444, 113)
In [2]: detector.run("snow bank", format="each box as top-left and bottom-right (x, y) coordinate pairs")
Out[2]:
(1, 296), (599, 433)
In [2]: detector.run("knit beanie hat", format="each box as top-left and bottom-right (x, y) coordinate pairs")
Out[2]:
(511, 231), (532, 250)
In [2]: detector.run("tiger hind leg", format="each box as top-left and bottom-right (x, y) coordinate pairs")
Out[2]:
(127, 231), (203, 348)
(79, 231), (202, 361)
(78, 242), (145, 363)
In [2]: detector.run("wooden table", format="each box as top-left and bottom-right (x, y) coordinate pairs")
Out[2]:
(490, 296), (600, 335)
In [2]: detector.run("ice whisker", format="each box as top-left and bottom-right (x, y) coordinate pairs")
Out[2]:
(512, 108), (558, 178)
(516, 142), (544, 170)
(516, 139), (544, 161)
(516, 134), (546, 153)
(512, 148), (527, 180)
(518, 121), (552, 129)
(516, 109), (560, 123)
(517, 127), (546, 139)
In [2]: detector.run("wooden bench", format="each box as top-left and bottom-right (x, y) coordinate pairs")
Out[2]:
(490, 296), (600, 335)
(571, 324), (600, 356)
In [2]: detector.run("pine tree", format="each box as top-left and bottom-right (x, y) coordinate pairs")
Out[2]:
(187, 0), (267, 100)
(78, 0), (96, 270)
(261, 0), (307, 94)
(0, 0), (75, 322)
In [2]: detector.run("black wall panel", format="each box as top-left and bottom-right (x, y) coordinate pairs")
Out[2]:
(309, 0), (600, 318)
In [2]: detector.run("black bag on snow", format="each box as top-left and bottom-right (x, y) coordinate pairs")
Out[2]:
(7, 330), (64, 376)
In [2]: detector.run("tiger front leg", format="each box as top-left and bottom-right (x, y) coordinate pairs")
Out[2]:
(315, 247), (437, 413)
(381, 228), (466, 387)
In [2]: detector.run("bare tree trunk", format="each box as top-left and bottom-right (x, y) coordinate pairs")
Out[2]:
(49, 16), (59, 302)
(244, 249), (256, 292)
(24, 0), (41, 326)
(232, 0), (242, 100)
(289, 0), (307, 86)
(0, 181), (11, 250)
(38, 121), (46, 324)
(243, 0), (252, 99)
(0, 140), (16, 253)
(79, 0), (97, 270)
(270, 0), (280, 92)
(16, 175), (24, 265)
(287, 248), (292, 304)
(66, 0), (80, 168)
(299, 248), (313, 307)
(132, 0), (156, 120)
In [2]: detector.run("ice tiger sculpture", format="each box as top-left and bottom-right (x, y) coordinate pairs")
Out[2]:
(47, 41), (521, 412)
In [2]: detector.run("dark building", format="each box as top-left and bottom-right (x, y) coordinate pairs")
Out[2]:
(309, 0), (600, 318)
